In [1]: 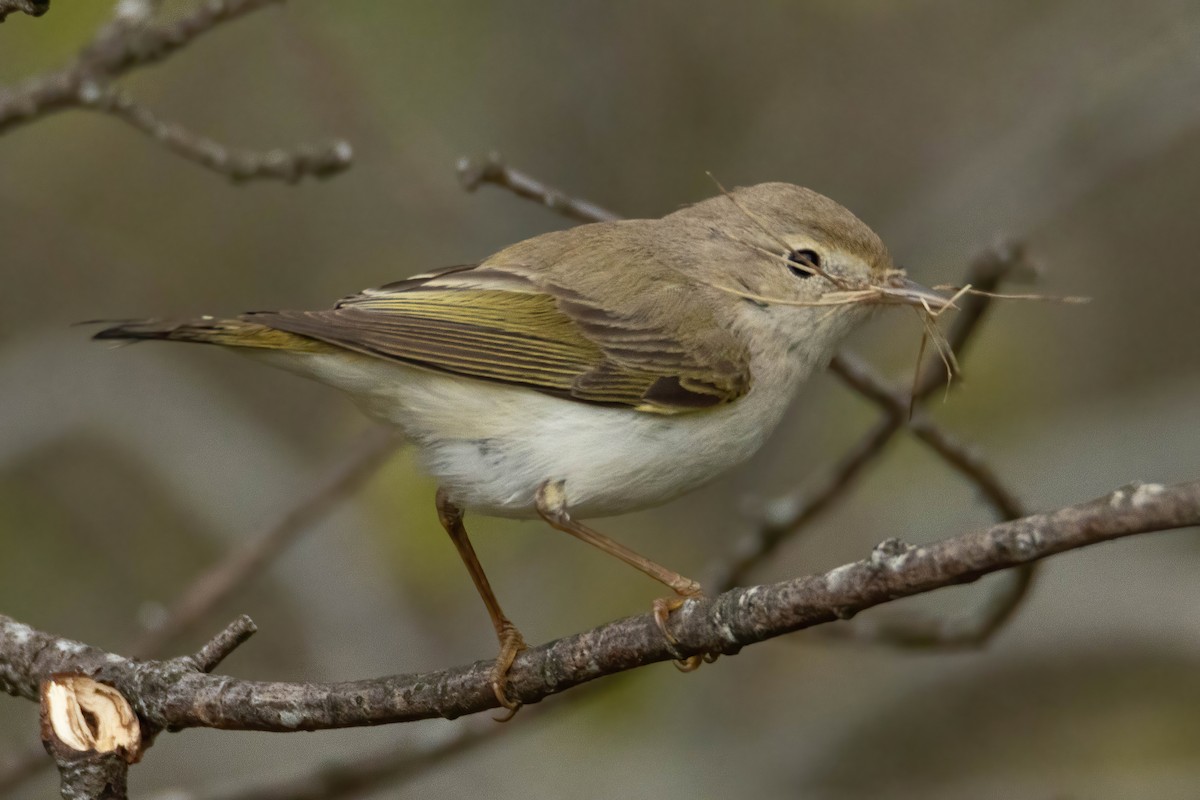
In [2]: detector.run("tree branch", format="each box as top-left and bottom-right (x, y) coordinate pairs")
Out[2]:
(40, 675), (142, 800)
(88, 85), (354, 183)
(0, 0), (48, 23)
(132, 427), (398, 658)
(0, 0), (353, 182)
(457, 153), (621, 224)
(724, 249), (1041, 646)
(828, 352), (1025, 519)
(154, 719), (507, 800)
(3, 480), (1197, 731)
(451, 154), (1036, 602)
(187, 615), (257, 674)
(0, 427), (398, 793)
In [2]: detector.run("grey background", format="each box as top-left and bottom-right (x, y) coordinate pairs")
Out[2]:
(2, 1), (1199, 797)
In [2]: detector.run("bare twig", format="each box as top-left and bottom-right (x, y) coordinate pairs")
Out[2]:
(188, 615), (258, 674)
(823, 352), (1038, 647)
(90, 85), (354, 183)
(0, 0), (48, 22)
(912, 240), (1039, 396)
(453, 155), (1036, 604)
(0, 0), (353, 182)
(0, 428), (398, 793)
(160, 672), (609, 800)
(456, 153), (621, 224)
(829, 353), (1025, 519)
(713, 242), (1036, 592)
(457, 158), (1048, 649)
(132, 426), (398, 658)
(161, 719), (504, 800)
(2, 480), (1197, 731)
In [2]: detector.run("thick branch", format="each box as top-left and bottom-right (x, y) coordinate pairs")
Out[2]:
(3, 480), (1196, 729)
(40, 675), (142, 799)
(714, 242), (1036, 586)
(45, 751), (128, 800)
(0, 428), (397, 793)
(455, 154), (1044, 648)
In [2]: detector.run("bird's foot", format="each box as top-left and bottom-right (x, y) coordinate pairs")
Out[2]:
(651, 580), (717, 671)
(490, 622), (528, 722)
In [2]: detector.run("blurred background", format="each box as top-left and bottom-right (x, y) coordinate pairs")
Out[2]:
(2, 1), (1199, 797)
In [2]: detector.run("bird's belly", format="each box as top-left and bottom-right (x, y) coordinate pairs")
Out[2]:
(264, 352), (792, 519)
(416, 407), (757, 518)
(329, 358), (785, 518)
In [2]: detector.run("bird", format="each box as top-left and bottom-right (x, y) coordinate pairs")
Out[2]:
(92, 182), (948, 714)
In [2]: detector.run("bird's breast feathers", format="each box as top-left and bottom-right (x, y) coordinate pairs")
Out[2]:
(262, 347), (798, 518)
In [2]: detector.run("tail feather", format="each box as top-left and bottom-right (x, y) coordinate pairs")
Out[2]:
(91, 316), (329, 352)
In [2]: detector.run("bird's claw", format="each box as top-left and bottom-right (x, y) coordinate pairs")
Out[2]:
(490, 623), (527, 722)
(652, 587), (719, 670)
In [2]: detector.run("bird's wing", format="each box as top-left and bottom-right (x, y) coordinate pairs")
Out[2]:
(247, 264), (750, 414)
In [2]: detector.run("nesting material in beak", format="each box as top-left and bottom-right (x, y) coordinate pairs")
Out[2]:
(879, 276), (953, 310)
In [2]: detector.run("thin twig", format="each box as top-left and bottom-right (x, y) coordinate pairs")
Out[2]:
(80, 0), (281, 74)
(0, 428), (398, 793)
(91, 85), (354, 183)
(712, 417), (898, 591)
(156, 718), (507, 800)
(713, 243), (1035, 591)
(823, 352), (1038, 647)
(0, 0), (353, 182)
(151, 673), (589, 800)
(912, 240), (1039, 397)
(454, 154), (1043, 648)
(0, 0), (48, 22)
(829, 352), (1025, 519)
(132, 426), (398, 658)
(456, 153), (621, 224)
(189, 615), (258, 674)
(3, 480), (1197, 729)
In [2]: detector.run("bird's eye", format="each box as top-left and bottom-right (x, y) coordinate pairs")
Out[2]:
(787, 249), (821, 278)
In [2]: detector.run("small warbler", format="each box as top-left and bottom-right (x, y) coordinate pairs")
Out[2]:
(94, 182), (948, 711)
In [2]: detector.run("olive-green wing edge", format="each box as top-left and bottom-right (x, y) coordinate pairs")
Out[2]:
(248, 265), (751, 413)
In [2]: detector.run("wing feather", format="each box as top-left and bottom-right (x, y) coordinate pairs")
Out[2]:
(248, 265), (750, 413)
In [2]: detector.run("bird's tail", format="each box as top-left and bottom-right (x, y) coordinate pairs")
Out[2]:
(90, 316), (329, 352)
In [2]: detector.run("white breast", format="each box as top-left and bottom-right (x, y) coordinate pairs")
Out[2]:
(261, 350), (807, 519)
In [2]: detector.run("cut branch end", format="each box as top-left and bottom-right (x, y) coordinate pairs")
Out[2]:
(41, 675), (142, 762)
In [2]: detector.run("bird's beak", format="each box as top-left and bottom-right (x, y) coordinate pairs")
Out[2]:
(877, 275), (952, 310)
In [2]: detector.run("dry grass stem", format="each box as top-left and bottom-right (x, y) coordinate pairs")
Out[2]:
(933, 286), (1091, 304)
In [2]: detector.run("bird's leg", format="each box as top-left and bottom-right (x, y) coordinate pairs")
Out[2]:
(435, 488), (527, 718)
(534, 480), (708, 670)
